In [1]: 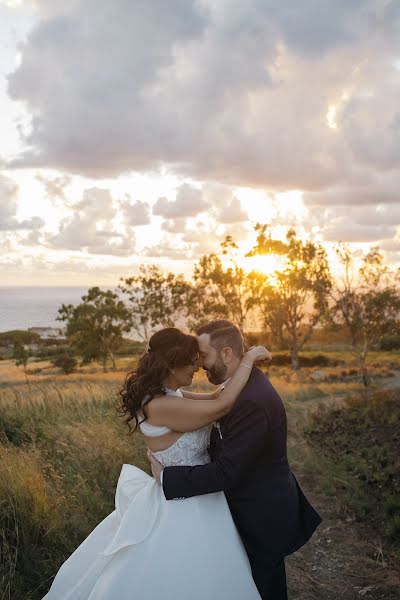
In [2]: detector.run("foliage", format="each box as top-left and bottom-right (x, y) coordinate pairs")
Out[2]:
(305, 389), (400, 547)
(380, 334), (400, 351)
(0, 330), (40, 347)
(13, 342), (30, 389)
(33, 344), (71, 361)
(113, 339), (147, 356)
(57, 287), (132, 372)
(247, 225), (332, 369)
(269, 353), (344, 367)
(189, 236), (268, 332)
(119, 265), (190, 341)
(51, 351), (78, 374)
(331, 246), (400, 387)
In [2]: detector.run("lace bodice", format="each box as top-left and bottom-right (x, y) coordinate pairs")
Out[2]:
(139, 387), (211, 467)
(152, 427), (211, 467)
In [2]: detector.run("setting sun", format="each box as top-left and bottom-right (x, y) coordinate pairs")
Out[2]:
(239, 254), (286, 278)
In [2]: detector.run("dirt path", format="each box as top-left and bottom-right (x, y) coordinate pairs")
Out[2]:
(286, 486), (400, 600)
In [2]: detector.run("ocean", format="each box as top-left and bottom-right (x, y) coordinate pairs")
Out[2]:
(0, 287), (91, 332)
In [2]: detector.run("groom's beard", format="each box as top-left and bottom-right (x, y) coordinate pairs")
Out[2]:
(205, 355), (228, 385)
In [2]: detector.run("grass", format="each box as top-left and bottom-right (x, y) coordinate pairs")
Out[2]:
(0, 351), (399, 599)
(304, 389), (400, 547)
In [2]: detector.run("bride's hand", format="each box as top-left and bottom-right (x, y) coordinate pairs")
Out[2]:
(243, 345), (272, 366)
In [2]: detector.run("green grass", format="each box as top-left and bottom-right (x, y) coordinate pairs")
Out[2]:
(304, 389), (400, 547)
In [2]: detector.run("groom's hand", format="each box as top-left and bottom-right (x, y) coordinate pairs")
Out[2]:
(147, 451), (163, 484)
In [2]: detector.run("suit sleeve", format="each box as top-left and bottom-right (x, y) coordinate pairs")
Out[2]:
(162, 398), (270, 500)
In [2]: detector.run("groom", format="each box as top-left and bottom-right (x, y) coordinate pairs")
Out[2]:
(149, 319), (321, 600)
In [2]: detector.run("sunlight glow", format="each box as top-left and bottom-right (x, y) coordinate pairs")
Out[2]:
(326, 91), (350, 130)
(275, 190), (306, 221)
(326, 105), (338, 129)
(235, 188), (276, 223)
(239, 254), (286, 278)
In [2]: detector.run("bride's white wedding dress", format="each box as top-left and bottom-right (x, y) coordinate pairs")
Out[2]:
(42, 389), (261, 599)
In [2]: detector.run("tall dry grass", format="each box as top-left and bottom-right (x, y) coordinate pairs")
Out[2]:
(0, 374), (149, 600)
(1, 353), (399, 599)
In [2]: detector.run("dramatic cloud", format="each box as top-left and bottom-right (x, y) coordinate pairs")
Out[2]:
(7, 0), (398, 193)
(1, 0), (400, 277)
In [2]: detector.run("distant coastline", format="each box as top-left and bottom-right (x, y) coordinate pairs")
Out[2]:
(0, 286), (91, 332)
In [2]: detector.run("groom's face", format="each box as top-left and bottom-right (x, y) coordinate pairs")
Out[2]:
(198, 333), (228, 385)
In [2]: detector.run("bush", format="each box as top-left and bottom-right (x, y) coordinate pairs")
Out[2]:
(114, 339), (147, 356)
(51, 352), (78, 374)
(305, 389), (400, 547)
(380, 334), (400, 351)
(270, 353), (344, 367)
(34, 345), (71, 360)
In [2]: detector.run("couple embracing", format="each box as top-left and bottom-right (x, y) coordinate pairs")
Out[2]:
(43, 320), (321, 600)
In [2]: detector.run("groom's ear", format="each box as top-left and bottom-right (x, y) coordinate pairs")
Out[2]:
(221, 346), (234, 364)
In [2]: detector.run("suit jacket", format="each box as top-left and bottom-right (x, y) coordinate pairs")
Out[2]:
(162, 367), (322, 562)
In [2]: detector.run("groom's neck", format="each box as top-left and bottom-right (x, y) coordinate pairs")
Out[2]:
(225, 355), (242, 380)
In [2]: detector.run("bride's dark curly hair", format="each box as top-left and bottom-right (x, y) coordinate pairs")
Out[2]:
(118, 327), (199, 433)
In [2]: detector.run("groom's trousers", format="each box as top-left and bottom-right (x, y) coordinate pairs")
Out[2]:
(252, 556), (287, 600)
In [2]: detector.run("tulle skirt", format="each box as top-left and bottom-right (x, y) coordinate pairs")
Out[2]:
(42, 464), (261, 599)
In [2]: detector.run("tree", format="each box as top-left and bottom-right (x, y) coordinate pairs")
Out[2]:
(331, 245), (400, 389)
(57, 287), (132, 372)
(248, 225), (332, 369)
(189, 236), (267, 333)
(119, 265), (191, 341)
(13, 341), (30, 389)
(0, 330), (41, 347)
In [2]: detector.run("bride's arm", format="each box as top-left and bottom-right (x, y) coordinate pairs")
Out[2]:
(180, 385), (223, 401)
(146, 346), (271, 432)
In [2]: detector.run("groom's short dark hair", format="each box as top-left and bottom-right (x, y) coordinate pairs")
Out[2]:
(196, 319), (244, 358)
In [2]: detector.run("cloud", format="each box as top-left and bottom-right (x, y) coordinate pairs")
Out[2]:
(153, 184), (208, 218)
(215, 195), (247, 224)
(122, 198), (151, 226)
(0, 173), (45, 230)
(142, 239), (192, 260)
(307, 198), (400, 245)
(161, 217), (188, 234)
(35, 172), (72, 201)
(6, 0), (394, 193)
(3, 0), (400, 258)
(47, 186), (136, 255)
(322, 219), (397, 243)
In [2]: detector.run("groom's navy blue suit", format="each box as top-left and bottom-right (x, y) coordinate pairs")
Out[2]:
(162, 367), (322, 600)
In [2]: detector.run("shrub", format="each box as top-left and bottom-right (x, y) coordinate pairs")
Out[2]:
(380, 334), (400, 351)
(305, 389), (400, 547)
(270, 353), (344, 367)
(51, 352), (78, 374)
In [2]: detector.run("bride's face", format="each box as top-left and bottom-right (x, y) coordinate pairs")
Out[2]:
(172, 355), (199, 388)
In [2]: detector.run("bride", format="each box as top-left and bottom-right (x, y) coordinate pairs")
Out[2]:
(42, 327), (270, 599)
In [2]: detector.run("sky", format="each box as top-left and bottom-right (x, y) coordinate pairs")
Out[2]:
(0, 0), (399, 286)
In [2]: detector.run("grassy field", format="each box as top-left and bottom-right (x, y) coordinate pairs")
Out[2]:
(0, 352), (399, 600)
